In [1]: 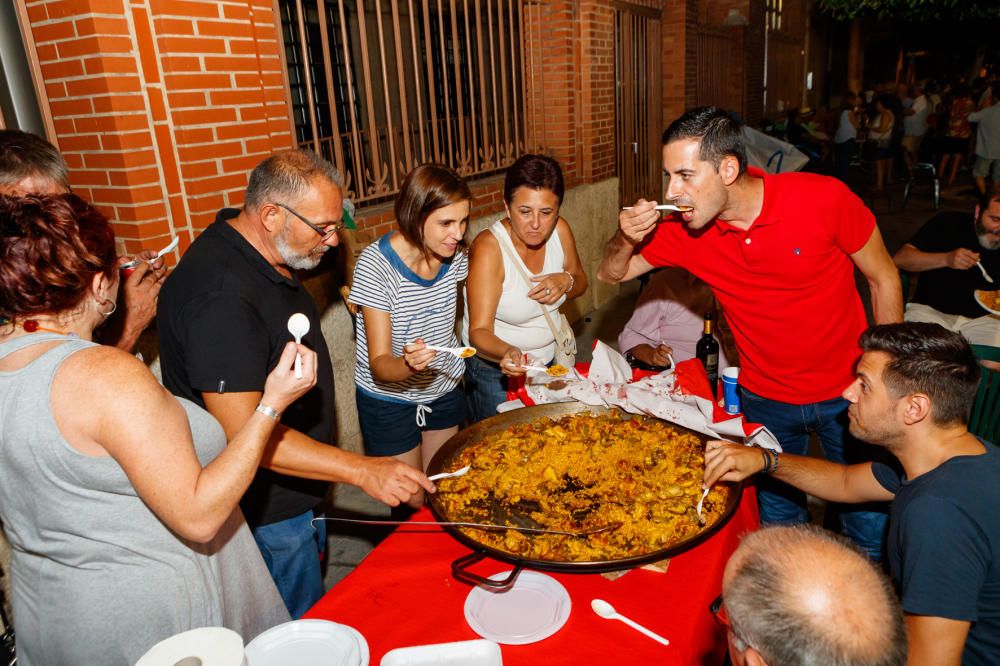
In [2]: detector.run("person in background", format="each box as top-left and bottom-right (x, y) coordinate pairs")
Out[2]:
(902, 82), (930, 174)
(349, 164), (470, 506)
(618, 267), (733, 372)
(869, 95), (896, 192)
(938, 84), (976, 189)
(463, 154), (588, 422)
(600, 107), (901, 559)
(718, 525), (906, 666)
(970, 82), (1000, 196)
(157, 150), (434, 618)
(0, 194), (308, 665)
(893, 184), (1000, 363)
(0, 129), (164, 352)
(833, 92), (860, 182)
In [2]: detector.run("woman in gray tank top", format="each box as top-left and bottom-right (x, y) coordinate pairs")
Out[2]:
(0, 194), (317, 665)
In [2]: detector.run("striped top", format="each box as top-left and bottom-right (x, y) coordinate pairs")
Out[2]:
(350, 233), (468, 404)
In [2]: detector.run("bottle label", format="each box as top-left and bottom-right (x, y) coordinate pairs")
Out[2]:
(705, 353), (719, 368)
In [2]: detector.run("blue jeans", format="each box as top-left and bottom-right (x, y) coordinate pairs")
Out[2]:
(252, 509), (327, 618)
(740, 387), (889, 560)
(465, 355), (509, 423)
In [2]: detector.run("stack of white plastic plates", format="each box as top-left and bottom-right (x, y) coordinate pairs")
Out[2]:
(244, 619), (369, 666)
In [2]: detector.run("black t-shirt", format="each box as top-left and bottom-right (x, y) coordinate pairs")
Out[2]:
(872, 442), (1000, 666)
(908, 211), (1000, 317)
(157, 210), (335, 527)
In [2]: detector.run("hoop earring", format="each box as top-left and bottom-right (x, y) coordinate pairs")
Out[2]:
(99, 299), (117, 317)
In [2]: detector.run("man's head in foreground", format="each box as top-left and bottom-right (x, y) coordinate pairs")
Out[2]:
(0, 129), (70, 196)
(720, 524), (906, 666)
(243, 149), (345, 271)
(842, 323), (980, 448)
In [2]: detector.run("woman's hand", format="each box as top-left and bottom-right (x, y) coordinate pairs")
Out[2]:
(402, 338), (436, 373)
(499, 346), (527, 377)
(528, 271), (573, 305)
(261, 341), (318, 412)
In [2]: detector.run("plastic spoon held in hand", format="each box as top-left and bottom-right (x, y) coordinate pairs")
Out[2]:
(424, 344), (477, 358)
(591, 599), (669, 646)
(287, 313), (310, 379)
(152, 236), (179, 262)
(976, 261), (995, 284)
(427, 465), (471, 482)
(696, 487), (710, 525)
(621, 204), (693, 212)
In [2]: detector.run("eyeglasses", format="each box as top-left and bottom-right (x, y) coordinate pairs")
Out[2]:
(276, 202), (343, 242)
(709, 594), (731, 628)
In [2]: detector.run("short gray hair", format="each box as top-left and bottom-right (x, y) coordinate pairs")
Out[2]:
(0, 129), (70, 190)
(725, 525), (906, 666)
(244, 149), (344, 211)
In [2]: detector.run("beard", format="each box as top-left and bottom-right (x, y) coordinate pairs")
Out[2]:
(276, 223), (326, 270)
(976, 218), (1000, 250)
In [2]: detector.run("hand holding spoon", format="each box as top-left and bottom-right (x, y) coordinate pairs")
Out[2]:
(591, 599), (669, 646)
(287, 313), (310, 379)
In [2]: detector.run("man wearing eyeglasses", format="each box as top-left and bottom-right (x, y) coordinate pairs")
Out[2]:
(157, 150), (434, 618)
(893, 184), (1000, 365)
(712, 524), (906, 666)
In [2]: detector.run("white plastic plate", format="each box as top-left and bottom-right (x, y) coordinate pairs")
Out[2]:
(244, 619), (369, 666)
(464, 570), (571, 645)
(975, 289), (1000, 316)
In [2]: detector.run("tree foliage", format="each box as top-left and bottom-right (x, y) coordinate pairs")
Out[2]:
(820, 0), (1000, 23)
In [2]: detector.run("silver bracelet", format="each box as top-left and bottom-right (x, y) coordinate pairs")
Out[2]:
(564, 270), (575, 294)
(255, 403), (280, 421)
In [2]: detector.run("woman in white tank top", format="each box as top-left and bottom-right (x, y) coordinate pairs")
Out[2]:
(462, 155), (588, 422)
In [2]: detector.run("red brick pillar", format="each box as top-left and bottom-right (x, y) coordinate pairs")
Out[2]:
(21, 0), (295, 259)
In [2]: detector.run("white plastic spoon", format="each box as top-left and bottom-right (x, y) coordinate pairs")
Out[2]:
(591, 599), (669, 646)
(696, 487), (710, 525)
(976, 261), (995, 284)
(621, 204), (693, 212)
(427, 465), (471, 482)
(151, 236), (179, 262)
(423, 344), (477, 358)
(287, 313), (310, 379)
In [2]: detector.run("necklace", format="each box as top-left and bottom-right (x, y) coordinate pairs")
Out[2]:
(19, 319), (79, 338)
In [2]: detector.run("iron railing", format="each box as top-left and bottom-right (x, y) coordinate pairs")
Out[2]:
(280, 0), (527, 206)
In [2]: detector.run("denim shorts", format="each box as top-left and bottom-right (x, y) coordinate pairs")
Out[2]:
(356, 386), (466, 456)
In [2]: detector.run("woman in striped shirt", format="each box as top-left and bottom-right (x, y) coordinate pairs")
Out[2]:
(349, 165), (470, 506)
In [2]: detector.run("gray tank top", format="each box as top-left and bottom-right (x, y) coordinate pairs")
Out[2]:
(0, 334), (289, 665)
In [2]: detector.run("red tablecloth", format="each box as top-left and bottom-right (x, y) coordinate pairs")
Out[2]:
(305, 486), (759, 664)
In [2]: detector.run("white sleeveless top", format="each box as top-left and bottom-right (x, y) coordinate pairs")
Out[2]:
(462, 219), (566, 364)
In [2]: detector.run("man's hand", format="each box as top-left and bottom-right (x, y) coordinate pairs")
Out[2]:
(108, 251), (167, 351)
(630, 343), (673, 368)
(619, 200), (661, 245)
(703, 440), (768, 488)
(946, 248), (980, 270)
(356, 456), (437, 506)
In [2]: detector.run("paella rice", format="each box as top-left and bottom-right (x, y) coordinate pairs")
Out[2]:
(433, 412), (731, 562)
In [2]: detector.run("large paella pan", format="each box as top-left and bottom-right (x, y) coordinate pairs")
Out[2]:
(426, 403), (741, 587)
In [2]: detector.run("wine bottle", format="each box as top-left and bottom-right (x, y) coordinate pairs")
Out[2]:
(696, 311), (720, 398)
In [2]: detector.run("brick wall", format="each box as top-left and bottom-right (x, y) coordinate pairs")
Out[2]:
(21, 0), (798, 251)
(24, 0), (293, 260)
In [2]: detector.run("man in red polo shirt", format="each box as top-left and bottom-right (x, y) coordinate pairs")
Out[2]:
(599, 107), (902, 559)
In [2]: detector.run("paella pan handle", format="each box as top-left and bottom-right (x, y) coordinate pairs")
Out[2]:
(451, 550), (523, 589)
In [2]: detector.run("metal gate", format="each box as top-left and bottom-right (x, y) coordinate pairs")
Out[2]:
(614, 4), (662, 206)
